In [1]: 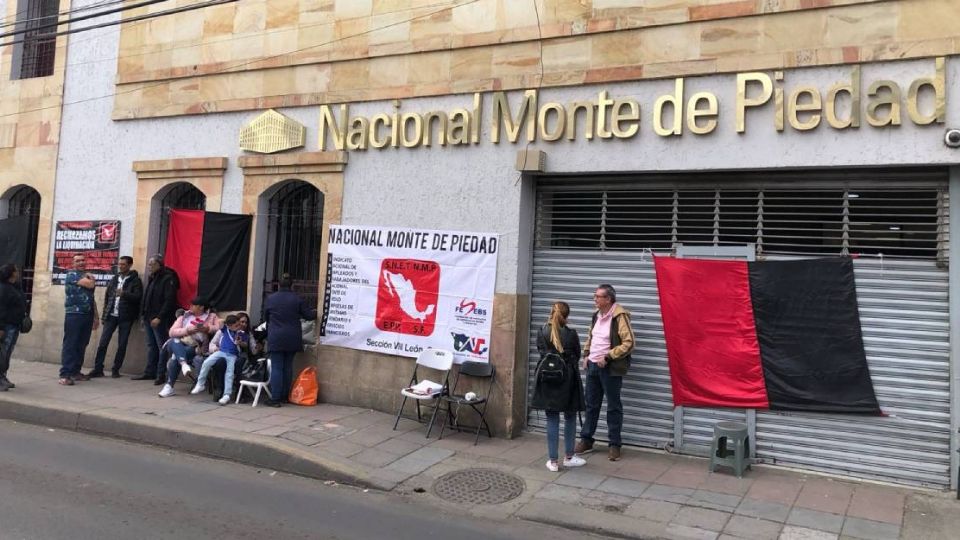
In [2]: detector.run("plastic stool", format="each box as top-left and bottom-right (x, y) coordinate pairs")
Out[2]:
(709, 421), (750, 478)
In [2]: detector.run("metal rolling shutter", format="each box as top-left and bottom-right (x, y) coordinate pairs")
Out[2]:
(528, 170), (951, 487)
(528, 251), (674, 448)
(755, 257), (951, 487)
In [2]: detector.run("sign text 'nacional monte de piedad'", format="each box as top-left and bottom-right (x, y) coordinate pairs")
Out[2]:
(319, 58), (946, 151)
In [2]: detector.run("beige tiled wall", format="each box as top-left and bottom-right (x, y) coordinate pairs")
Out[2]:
(112, 0), (960, 119)
(0, 0), (70, 362)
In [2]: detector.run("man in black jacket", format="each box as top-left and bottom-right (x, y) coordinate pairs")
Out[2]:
(133, 255), (179, 382)
(87, 256), (142, 378)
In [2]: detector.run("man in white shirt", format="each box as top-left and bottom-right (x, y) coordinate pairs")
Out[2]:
(576, 284), (635, 461)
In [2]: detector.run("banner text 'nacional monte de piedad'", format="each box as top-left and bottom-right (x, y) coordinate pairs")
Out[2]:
(321, 225), (498, 363)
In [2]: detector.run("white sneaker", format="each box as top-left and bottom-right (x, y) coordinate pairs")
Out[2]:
(563, 455), (587, 468)
(218, 395), (231, 406)
(180, 362), (192, 377)
(545, 460), (559, 472)
(158, 384), (175, 398)
(190, 383), (206, 395)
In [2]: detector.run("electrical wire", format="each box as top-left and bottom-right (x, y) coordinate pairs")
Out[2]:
(0, 0), (232, 47)
(515, 0), (545, 186)
(0, 0), (127, 30)
(67, 0), (465, 70)
(0, 0), (483, 121)
(0, 0), (463, 72)
(0, 0), (173, 40)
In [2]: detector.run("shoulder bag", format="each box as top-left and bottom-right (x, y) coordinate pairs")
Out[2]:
(20, 314), (32, 334)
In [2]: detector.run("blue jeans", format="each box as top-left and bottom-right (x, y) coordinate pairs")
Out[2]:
(60, 312), (93, 378)
(165, 340), (197, 386)
(142, 316), (169, 378)
(0, 323), (20, 378)
(196, 351), (237, 397)
(270, 351), (296, 402)
(93, 316), (133, 373)
(580, 362), (624, 447)
(546, 411), (577, 461)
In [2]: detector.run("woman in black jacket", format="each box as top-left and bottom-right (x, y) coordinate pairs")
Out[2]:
(532, 301), (586, 472)
(0, 264), (27, 391)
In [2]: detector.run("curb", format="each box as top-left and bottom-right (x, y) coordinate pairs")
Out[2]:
(0, 393), (392, 491)
(516, 500), (668, 540)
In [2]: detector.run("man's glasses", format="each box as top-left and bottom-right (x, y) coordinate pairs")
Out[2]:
(594, 294), (608, 299)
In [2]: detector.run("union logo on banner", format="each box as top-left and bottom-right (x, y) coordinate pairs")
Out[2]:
(375, 258), (440, 336)
(98, 222), (118, 244)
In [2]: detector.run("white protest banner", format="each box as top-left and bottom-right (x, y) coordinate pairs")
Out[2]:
(321, 225), (498, 363)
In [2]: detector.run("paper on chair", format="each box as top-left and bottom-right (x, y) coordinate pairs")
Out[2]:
(405, 380), (443, 396)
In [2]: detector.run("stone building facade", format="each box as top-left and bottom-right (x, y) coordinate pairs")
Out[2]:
(5, 0), (960, 488)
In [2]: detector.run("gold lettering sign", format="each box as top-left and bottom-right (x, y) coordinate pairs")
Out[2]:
(314, 58), (947, 151)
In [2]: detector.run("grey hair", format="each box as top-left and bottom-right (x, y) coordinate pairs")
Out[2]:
(597, 284), (617, 303)
(148, 254), (164, 265)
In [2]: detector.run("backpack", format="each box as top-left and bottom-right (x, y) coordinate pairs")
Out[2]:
(536, 352), (567, 385)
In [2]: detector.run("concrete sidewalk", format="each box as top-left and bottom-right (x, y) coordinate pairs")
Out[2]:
(1, 359), (957, 540)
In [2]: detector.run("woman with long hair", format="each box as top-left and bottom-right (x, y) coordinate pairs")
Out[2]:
(0, 264), (26, 391)
(531, 301), (586, 472)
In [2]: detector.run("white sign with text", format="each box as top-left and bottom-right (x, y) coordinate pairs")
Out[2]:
(321, 225), (498, 363)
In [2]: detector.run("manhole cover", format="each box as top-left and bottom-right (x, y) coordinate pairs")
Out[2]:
(432, 468), (525, 505)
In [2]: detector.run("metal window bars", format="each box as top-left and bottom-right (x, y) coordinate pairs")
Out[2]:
(14, 0), (59, 80)
(157, 183), (206, 256)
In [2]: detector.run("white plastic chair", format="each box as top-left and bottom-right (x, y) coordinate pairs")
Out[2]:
(236, 358), (272, 407)
(393, 349), (454, 437)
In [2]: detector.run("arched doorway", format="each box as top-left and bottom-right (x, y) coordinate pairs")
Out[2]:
(260, 180), (324, 315)
(0, 186), (40, 309)
(154, 182), (206, 257)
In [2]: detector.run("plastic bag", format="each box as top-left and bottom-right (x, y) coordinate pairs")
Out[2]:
(301, 319), (317, 346)
(289, 366), (319, 406)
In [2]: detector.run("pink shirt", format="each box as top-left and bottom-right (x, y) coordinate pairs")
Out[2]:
(588, 305), (617, 363)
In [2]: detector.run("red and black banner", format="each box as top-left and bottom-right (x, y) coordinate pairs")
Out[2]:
(164, 209), (251, 311)
(654, 256), (881, 414)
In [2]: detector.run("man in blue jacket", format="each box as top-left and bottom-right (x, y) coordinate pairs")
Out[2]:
(263, 274), (317, 407)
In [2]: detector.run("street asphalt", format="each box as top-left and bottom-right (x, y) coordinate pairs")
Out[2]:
(0, 420), (606, 540)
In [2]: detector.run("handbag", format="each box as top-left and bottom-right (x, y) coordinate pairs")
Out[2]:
(241, 357), (266, 382)
(20, 314), (32, 334)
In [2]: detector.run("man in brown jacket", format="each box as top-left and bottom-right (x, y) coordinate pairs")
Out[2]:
(576, 284), (635, 461)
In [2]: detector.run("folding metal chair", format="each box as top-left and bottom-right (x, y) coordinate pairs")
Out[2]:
(437, 361), (495, 444)
(236, 358), (272, 407)
(393, 349), (454, 437)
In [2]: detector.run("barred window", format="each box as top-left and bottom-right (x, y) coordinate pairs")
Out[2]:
(157, 183), (206, 256)
(3, 186), (41, 309)
(261, 180), (324, 311)
(12, 0), (59, 80)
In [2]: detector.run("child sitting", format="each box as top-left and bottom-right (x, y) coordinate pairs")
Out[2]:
(191, 314), (248, 405)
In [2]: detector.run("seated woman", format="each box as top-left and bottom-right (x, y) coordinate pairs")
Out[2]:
(191, 314), (249, 405)
(203, 312), (261, 401)
(158, 298), (219, 398)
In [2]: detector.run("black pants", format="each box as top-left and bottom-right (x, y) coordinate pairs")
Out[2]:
(142, 316), (169, 378)
(93, 316), (133, 373)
